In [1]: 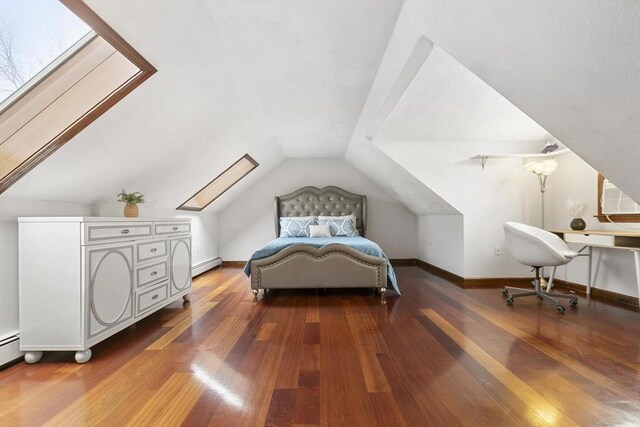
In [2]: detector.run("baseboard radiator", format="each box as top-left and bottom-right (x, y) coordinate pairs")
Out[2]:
(0, 331), (22, 367)
(192, 256), (222, 277)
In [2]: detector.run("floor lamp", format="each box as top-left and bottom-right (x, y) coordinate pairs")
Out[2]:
(523, 158), (558, 285)
(523, 158), (558, 229)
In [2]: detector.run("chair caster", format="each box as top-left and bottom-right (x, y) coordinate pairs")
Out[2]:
(506, 297), (514, 305)
(501, 289), (509, 296)
(570, 298), (578, 306)
(556, 305), (565, 313)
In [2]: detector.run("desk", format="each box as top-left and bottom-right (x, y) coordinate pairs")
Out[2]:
(551, 229), (640, 298)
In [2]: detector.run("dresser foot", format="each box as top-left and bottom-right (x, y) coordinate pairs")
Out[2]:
(183, 294), (191, 302)
(24, 351), (43, 364)
(75, 349), (92, 364)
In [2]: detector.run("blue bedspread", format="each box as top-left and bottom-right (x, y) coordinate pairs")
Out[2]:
(244, 236), (399, 294)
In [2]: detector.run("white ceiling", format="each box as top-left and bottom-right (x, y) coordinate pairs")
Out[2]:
(380, 48), (550, 142)
(3, 0), (403, 210)
(2, 0), (638, 212)
(397, 0), (640, 202)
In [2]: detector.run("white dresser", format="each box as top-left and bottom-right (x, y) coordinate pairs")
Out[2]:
(18, 217), (192, 364)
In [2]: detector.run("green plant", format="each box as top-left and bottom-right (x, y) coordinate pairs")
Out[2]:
(117, 189), (145, 206)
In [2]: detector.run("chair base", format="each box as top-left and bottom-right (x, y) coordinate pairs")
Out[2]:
(502, 267), (578, 313)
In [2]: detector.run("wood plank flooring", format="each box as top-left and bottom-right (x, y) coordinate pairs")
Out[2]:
(1, 266), (639, 426)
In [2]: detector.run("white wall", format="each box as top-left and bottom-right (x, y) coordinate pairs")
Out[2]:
(378, 140), (540, 278)
(417, 215), (464, 276)
(546, 154), (639, 297)
(218, 158), (418, 260)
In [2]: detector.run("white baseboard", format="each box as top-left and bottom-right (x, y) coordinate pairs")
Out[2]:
(0, 332), (22, 367)
(192, 256), (221, 277)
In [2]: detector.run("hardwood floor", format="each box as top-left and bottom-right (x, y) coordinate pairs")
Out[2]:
(1, 266), (639, 426)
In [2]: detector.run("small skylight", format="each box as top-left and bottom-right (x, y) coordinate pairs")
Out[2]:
(0, 0), (93, 105)
(178, 154), (258, 211)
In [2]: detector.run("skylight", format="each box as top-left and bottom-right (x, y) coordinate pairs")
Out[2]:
(0, 0), (156, 194)
(178, 155), (259, 211)
(0, 0), (92, 105)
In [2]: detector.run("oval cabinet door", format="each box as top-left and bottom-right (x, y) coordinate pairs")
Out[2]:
(169, 237), (191, 296)
(87, 244), (134, 339)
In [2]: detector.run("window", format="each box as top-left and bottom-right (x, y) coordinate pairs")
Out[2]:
(0, 0), (92, 105)
(596, 174), (640, 223)
(178, 155), (259, 211)
(0, 0), (156, 194)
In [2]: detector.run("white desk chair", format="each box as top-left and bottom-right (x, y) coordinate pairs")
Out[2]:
(503, 222), (579, 312)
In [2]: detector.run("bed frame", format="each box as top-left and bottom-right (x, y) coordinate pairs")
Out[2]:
(250, 186), (387, 294)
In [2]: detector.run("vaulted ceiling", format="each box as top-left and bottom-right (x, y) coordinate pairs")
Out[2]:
(3, 0), (638, 211)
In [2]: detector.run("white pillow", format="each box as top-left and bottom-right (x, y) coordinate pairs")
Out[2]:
(309, 224), (332, 238)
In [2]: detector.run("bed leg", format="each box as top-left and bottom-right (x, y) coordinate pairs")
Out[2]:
(252, 289), (259, 296)
(379, 287), (387, 296)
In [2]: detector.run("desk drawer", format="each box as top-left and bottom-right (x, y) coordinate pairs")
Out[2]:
(136, 282), (168, 316)
(565, 233), (615, 247)
(136, 260), (168, 288)
(84, 223), (153, 245)
(155, 222), (190, 236)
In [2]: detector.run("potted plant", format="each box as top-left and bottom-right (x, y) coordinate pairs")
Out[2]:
(567, 199), (588, 230)
(117, 190), (145, 218)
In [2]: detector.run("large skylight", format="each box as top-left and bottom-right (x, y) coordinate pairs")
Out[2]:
(0, 0), (92, 105)
(178, 155), (259, 211)
(0, 0), (156, 194)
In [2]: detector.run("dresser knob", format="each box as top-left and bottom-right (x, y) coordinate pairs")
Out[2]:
(172, 226), (178, 231)
(121, 229), (130, 234)
(150, 248), (157, 253)
(151, 294), (159, 300)
(151, 271), (157, 276)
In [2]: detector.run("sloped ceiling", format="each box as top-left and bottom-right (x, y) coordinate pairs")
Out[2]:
(380, 48), (550, 142)
(2, 0), (638, 213)
(396, 0), (640, 202)
(2, 0), (404, 211)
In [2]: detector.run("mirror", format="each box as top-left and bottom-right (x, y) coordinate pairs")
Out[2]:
(597, 174), (640, 223)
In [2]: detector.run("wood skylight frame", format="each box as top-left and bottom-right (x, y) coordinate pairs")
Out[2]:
(0, 0), (156, 194)
(178, 154), (259, 211)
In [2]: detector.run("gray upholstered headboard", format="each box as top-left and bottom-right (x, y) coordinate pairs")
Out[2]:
(274, 186), (367, 237)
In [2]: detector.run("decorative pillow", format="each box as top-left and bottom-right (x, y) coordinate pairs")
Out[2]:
(279, 216), (316, 237)
(318, 214), (356, 226)
(317, 215), (359, 235)
(317, 218), (358, 237)
(309, 224), (332, 238)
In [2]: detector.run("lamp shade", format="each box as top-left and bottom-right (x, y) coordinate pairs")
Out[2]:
(524, 159), (558, 176)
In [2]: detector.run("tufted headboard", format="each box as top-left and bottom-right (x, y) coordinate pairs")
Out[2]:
(275, 186), (367, 237)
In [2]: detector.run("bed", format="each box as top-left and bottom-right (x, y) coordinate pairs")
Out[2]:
(245, 186), (399, 295)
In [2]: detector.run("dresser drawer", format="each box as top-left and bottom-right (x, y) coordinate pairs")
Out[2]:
(137, 239), (167, 263)
(136, 282), (168, 316)
(155, 222), (190, 236)
(84, 222), (153, 245)
(136, 260), (168, 288)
